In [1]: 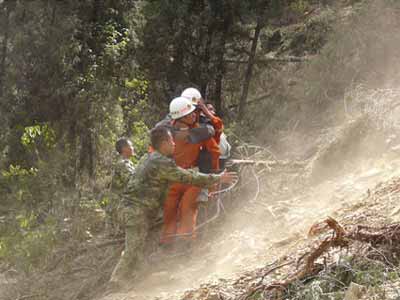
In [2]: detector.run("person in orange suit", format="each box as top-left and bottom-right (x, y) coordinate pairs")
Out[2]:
(182, 88), (224, 206)
(160, 96), (221, 246)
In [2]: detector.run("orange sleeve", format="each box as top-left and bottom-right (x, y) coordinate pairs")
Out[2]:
(202, 138), (221, 172)
(210, 116), (223, 144)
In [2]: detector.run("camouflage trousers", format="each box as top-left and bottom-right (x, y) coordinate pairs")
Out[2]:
(105, 196), (124, 236)
(109, 206), (155, 283)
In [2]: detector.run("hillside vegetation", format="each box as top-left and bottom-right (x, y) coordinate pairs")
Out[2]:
(1, 0), (400, 299)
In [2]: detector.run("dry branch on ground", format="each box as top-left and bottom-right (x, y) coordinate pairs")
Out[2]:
(239, 217), (400, 300)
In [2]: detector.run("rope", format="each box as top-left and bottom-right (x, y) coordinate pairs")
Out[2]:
(161, 179), (239, 239)
(209, 178), (240, 196)
(160, 143), (275, 239)
(249, 165), (261, 204)
(249, 165), (277, 219)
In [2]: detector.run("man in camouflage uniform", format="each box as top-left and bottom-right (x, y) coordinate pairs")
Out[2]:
(106, 138), (136, 236)
(109, 127), (236, 286)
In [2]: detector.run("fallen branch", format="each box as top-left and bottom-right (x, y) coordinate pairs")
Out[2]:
(263, 218), (348, 294)
(16, 294), (43, 300)
(239, 260), (296, 300)
(240, 217), (400, 299)
(80, 238), (125, 253)
(225, 56), (309, 64)
(349, 224), (400, 246)
(46, 239), (124, 272)
(71, 246), (123, 300)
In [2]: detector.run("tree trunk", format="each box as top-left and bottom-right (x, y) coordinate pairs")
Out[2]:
(200, 24), (215, 97)
(214, 31), (226, 114)
(213, 0), (232, 114)
(169, 38), (185, 94)
(74, 0), (100, 187)
(0, 4), (10, 98)
(238, 19), (264, 120)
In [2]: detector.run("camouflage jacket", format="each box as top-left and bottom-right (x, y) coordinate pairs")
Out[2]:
(111, 157), (136, 196)
(123, 151), (220, 210)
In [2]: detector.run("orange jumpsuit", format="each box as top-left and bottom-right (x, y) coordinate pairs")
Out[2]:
(161, 122), (220, 244)
(208, 115), (223, 145)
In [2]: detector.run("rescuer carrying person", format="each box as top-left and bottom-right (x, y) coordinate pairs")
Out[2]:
(181, 88), (225, 203)
(108, 126), (237, 289)
(160, 96), (221, 246)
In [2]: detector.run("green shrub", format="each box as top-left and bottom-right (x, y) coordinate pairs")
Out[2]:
(0, 213), (58, 272)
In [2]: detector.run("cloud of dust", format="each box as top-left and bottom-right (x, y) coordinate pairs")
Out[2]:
(270, 0), (400, 183)
(201, 0), (400, 291)
(116, 2), (400, 299)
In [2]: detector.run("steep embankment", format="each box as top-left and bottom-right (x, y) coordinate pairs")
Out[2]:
(96, 109), (400, 300)
(102, 79), (400, 299)
(94, 75), (400, 300)
(177, 173), (400, 300)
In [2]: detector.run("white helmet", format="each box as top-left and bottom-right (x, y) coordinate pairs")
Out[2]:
(169, 97), (196, 120)
(181, 87), (202, 104)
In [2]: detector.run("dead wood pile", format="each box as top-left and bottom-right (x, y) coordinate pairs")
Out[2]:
(238, 217), (400, 300)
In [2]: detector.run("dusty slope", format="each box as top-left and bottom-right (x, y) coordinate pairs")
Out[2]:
(97, 86), (400, 300)
(178, 171), (400, 300)
(2, 97), (399, 300)
(96, 122), (400, 300)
